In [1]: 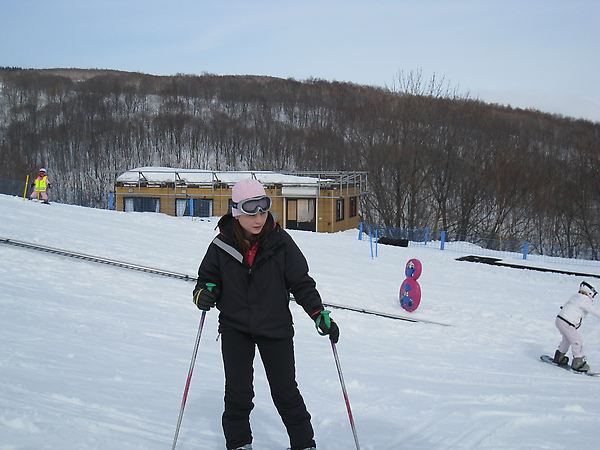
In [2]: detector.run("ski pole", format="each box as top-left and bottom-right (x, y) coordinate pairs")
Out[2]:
(172, 310), (206, 450)
(331, 340), (361, 450)
(23, 175), (29, 201)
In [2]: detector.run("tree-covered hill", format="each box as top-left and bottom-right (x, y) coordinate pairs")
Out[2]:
(1, 68), (598, 251)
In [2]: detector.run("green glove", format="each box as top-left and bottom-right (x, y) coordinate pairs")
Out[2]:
(313, 310), (340, 343)
(193, 283), (219, 311)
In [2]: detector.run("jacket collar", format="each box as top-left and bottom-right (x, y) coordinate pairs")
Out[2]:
(217, 213), (236, 240)
(215, 213), (283, 264)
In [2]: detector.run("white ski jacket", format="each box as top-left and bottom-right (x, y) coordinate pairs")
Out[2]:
(558, 292), (600, 328)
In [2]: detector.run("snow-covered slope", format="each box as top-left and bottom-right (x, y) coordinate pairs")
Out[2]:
(1, 195), (599, 449)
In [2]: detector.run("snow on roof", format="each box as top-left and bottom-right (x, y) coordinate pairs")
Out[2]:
(116, 167), (328, 186)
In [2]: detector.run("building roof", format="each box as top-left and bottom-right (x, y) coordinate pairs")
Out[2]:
(116, 167), (334, 187)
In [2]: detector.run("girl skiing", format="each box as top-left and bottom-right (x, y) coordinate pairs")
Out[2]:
(193, 178), (339, 450)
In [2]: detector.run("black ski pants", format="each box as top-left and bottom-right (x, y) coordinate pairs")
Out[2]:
(221, 327), (316, 450)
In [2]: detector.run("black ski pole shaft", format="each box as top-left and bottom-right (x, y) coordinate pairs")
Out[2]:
(331, 340), (361, 450)
(172, 310), (207, 450)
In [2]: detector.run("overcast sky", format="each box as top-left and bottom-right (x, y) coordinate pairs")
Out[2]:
(1, 0), (598, 122)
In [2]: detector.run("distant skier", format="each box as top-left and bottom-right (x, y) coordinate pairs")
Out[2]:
(553, 281), (600, 372)
(29, 168), (51, 204)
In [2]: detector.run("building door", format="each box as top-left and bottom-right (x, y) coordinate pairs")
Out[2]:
(286, 198), (316, 231)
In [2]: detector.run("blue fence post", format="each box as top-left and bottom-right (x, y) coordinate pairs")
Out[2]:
(440, 231), (446, 251)
(424, 227), (429, 245)
(523, 242), (529, 260)
(108, 192), (115, 210)
(369, 231), (374, 258)
(375, 228), (379, 257)
(189, 198), (194, 217)
(358, 222), (363, 240)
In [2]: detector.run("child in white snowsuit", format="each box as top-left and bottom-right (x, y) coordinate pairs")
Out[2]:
(553, 280), (600, 372)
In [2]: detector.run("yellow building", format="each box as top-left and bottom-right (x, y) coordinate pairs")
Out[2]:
(114, 168), (367, 233)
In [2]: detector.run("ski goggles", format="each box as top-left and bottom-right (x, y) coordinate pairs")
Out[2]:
(232, 195), (272, 215)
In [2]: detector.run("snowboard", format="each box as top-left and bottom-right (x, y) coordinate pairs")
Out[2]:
(540, 354), (600, 377)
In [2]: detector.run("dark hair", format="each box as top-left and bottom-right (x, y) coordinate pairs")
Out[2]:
(233, 213), (275, 255)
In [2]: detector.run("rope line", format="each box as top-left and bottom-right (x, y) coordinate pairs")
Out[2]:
(0, 236), (450, 326)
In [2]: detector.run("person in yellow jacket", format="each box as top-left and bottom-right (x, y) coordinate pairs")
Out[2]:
(29, 168), (51, 203)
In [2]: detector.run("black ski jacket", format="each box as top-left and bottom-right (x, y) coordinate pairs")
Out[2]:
(195, 214), (324, 338)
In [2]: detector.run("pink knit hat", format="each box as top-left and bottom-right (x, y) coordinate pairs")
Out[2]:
(231, 179), (267, 216)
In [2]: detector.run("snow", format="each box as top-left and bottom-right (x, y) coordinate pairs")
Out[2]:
(116, 167), (330, 186)
(1, 194), (599, 449)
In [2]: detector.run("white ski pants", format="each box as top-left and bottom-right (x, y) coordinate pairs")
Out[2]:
(555, 316), (584, 358)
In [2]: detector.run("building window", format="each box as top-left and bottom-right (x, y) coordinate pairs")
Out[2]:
(124, 197), (160, 213)
(349, 196), (357, 217)
(286, 198), (316, 232)
(193, 198), (213, 217)
(176, 198), (213, 217)
(336, 199), (345, 222)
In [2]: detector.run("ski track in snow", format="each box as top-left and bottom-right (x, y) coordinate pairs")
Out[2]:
(1, 195), (600, 449)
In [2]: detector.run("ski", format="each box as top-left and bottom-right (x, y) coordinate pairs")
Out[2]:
(540, 354), (600, 377)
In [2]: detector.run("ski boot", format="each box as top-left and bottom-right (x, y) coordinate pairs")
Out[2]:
(553, 350), (569, 365)
(232, 445), (252, 450)
(571, 357), (590, 372)
(286, 447), (316, 450)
